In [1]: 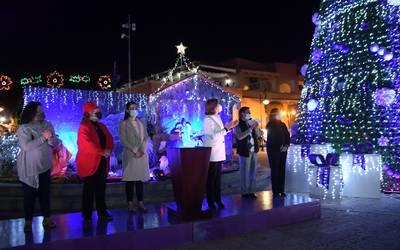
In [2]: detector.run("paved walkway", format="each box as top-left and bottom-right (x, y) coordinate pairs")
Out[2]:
(172, 193), (400, 250)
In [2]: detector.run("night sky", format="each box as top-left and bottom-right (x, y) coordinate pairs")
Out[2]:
(0, 0), (320, 114)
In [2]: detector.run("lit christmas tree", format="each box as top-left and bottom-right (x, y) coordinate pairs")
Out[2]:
(295, 0), (400, 192)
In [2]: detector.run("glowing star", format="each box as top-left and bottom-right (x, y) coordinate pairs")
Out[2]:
(375, 88), (396, 107)
(176, 43), (187, 55)
(378, 136), (390, 147)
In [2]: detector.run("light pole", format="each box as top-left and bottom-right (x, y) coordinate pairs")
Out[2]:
(121, 14), (136, 91)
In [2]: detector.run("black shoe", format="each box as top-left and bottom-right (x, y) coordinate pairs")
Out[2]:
(83, 218), (92, 225)
(273, 193), (281, 198)
(216, 202), (225, 209)
(138, 206), (148, 213)
(208, 203), (216, 210)
(249, 193), (257, 199)
(98, 212), (113, 221)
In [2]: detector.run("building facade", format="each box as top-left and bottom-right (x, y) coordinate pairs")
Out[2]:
(118, 58), (303, 130)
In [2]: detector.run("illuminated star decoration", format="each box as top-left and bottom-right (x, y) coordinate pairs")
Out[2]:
(378, 136), (390, 147)
(47, 70), (65, 88)
(0, 75), (13, 91)
(176, 42), (187, 55)
(97, 75), (112, 90)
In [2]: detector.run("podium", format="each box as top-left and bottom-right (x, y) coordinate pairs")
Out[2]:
(167, 147), (212, 221)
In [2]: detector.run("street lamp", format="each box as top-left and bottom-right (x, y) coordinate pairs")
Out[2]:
(262, 99), (270, 105)
(121, 14), (136, 91)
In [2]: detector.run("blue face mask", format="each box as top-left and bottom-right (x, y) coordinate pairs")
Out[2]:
(129, 110), (138, 118)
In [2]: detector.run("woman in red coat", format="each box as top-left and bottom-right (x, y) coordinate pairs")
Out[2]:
(76, 102), (114, 222)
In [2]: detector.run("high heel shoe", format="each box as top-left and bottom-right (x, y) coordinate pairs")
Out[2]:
(98, 211), (113, 221)
(216, 201), (225, 209)
(42, 217), (57, 229)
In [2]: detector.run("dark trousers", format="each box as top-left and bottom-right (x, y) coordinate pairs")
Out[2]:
(23, 170), (51, 220)
(125, 181), (144, 202)
(206, 161), (222, 205)
(267, 149), (287, 195)
(82, 158), (108, 219)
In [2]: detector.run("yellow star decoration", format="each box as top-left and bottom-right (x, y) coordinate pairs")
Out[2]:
(176, 42), (187, 55)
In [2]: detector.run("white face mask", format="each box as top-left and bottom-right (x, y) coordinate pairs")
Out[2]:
(275, 115), (281, 121)
(245, 114), (251, 120)
(129, 110), (138, 118)
(216, 104), (223, 114)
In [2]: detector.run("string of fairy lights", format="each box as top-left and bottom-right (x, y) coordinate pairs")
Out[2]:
(296, 0), (400, 192)
(0, 71), (113, 90)
(149, 42), (199, 96)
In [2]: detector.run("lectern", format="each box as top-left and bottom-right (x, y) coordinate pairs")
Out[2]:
(167, 147), (212, 221)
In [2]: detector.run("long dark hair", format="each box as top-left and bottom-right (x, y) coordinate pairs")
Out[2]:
(123, 101), (137, 120)
(20, 101), (41, 124)
(81, 113), (91, 123)
(205, 99), (218, 115)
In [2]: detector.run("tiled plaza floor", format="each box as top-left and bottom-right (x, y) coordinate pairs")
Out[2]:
(174, 194), (400, 250)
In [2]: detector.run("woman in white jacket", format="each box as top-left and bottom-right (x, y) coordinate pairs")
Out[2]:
(203, 99), (238, 209)
(119, 101), (150, 213)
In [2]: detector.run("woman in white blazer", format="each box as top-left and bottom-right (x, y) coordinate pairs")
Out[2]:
(119, 101), (150, 213)
(203, 99), (238, 209)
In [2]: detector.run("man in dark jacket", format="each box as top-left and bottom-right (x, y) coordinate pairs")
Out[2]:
(266, 108), (290, 197)
(235, 107), (260, 198)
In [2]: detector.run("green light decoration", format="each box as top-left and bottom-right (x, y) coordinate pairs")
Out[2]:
(20, 75), (42, 85)
(295, 0), (400, 193)
(69, 74), (90, 84)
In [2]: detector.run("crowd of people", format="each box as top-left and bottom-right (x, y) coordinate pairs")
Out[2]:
(16, 99), (290, 232)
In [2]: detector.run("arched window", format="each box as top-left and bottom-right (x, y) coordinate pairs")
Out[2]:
(279, 83), (291, 93)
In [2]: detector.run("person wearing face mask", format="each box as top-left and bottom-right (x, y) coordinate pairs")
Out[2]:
(266, 108), (290, 197)
(118, 101), (149, 213)
(203, 99), (238, 209)
(16, 101), (60, 232)
(234, 107), (260, 198)
(76, 102), (114, 222)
